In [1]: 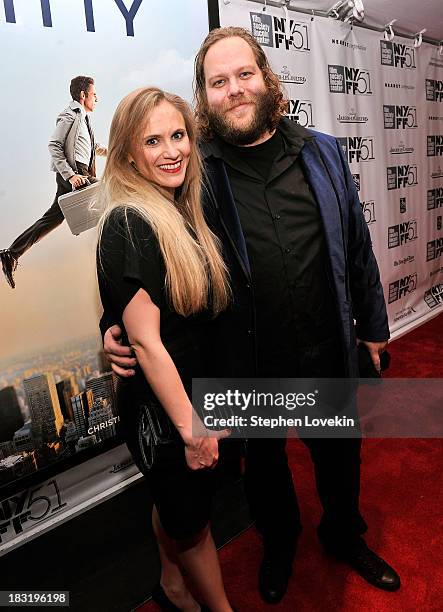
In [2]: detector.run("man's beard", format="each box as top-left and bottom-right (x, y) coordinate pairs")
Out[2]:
(207, 88), (275, 146)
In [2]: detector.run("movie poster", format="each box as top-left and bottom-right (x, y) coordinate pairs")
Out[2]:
(0, 0), (209, 551)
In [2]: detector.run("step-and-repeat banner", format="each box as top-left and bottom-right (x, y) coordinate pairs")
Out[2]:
(0, 0), (209, 553)
(1, 0), (442, 554)
(217, 0), (443, 336)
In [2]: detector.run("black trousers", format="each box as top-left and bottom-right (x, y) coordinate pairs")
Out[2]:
(243, 336), (367, 560)
(9, 162), (91, 259)
(244, 437), (366, 559)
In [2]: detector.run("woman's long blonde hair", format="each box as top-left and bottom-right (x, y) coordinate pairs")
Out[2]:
(97, 87), (230, 316)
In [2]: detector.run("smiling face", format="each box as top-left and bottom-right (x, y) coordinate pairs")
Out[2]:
(129, 100), (191, 193)
(203, 36), (274, 146)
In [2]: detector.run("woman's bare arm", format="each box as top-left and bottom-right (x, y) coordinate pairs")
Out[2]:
(122, 287), (228, 469)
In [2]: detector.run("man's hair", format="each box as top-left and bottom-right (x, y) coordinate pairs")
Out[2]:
(70, 76), (94, 102)
(194, 26), (287, 140)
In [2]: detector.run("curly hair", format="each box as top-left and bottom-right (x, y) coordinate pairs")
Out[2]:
(193, 27), (287, 140)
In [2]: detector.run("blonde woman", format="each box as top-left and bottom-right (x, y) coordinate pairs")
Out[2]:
(97, 88), (234, 612)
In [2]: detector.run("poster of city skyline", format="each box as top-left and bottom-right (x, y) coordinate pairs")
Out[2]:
(0, 334), (120, 492)
(0, 0), (210, 507)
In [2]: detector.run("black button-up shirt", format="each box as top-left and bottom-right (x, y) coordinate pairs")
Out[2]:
(210, 121), (338, 376)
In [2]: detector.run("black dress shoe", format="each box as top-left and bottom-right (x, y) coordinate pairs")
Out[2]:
(0, 249), (18, 289)
(259, 555), (292, 604)
(324, 538), (401, 592)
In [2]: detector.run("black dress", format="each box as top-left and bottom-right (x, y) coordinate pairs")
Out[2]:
(97, 207), (218, 539)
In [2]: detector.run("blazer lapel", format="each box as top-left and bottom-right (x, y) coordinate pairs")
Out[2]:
(299, 139), (346, 277)
(206, 157), (251, 280)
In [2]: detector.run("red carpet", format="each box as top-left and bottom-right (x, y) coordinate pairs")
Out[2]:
(140, 313), (443, 611)
(384, 314), (443, 378)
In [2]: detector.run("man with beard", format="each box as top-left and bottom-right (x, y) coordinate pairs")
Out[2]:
(102, 27), (400, 604)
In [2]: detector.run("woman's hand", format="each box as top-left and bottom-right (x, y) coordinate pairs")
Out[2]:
(184, 429), (231, 471)
(122, 289), (231, 461)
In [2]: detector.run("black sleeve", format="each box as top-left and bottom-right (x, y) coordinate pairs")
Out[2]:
(97, 208), (165, 321)
(98, 294), (117, 342)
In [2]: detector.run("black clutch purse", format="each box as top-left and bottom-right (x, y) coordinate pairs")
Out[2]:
(137, 400), (178, 471)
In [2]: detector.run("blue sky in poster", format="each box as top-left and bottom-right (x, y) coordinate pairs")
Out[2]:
(0, 0), (209, 360)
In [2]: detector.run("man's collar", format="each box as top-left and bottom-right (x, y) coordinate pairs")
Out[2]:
(278, 117), (314, 154)
(69, 100), (86, 115)
(201, 136), (223, 160)
(200, 117), (314, 160)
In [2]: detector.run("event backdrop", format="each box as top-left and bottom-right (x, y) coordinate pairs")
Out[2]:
(216, 0), (443, 336)
(0, 0), (209, 553)
(2, 0), (443, 553)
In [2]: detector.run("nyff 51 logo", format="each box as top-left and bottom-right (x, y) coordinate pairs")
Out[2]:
(387, 165), (418, 190)
(383, 106), (418, 129)
(427, 136), (443, 156)
(388, 274), (417, 304)
(250, 13), (310, 52)
(426, 237), (443, 261)
(426, 79), (443, 102)
(428, 187), (443, 210)
(274, 16), (310, 51)
(424, 284), (443, 309)
(328, 65), (372, 95)
(0, 479), (66, 542)
(388, 220), (418, 248)
(286, 99), (314, 127)
(361, 201), (376, 224)
(338, 137), (375, 163)
(380, 41), (416, 69)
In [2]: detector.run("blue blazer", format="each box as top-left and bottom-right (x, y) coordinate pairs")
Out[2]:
(201, 119), (389, 377)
